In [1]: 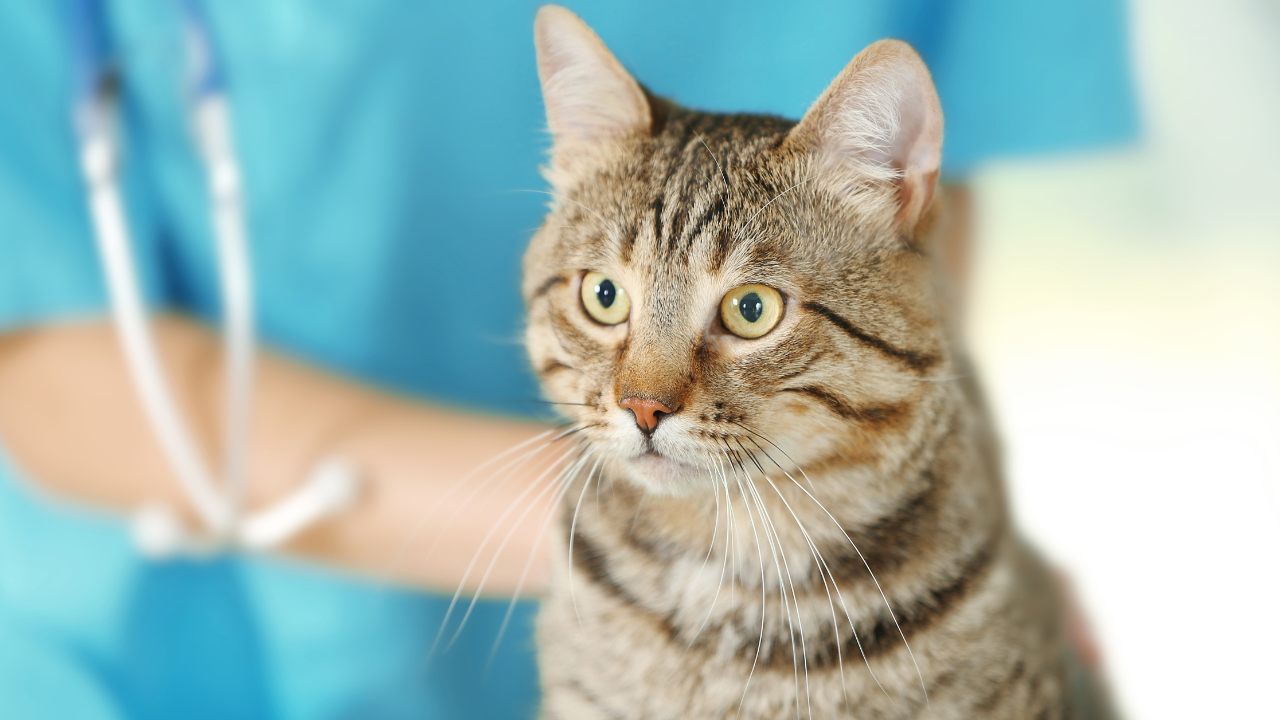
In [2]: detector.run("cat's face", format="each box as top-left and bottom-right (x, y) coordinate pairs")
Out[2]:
(524, 7), (945, 495)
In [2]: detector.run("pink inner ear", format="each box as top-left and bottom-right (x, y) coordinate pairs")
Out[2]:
(892, 79), (942, 225)
(860, 62), (942, 181)
(535, 7), (650, 145)
(895, 88), (930, 173)
(796, 42), (943, 230)
(897, 168), (939, 228)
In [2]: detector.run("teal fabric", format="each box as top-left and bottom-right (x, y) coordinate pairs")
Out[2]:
(0, 1), (1137, 718)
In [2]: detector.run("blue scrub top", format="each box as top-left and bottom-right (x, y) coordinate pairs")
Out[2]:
(0, 1), (1136, 718)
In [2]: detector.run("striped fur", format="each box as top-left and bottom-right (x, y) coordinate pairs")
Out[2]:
(522, 7), (1114, 719)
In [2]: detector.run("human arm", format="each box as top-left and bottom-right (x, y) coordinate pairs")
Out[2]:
(0, 315), (559, 596)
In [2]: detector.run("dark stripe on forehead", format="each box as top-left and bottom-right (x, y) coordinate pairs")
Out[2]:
(654, 118), (726, 249)
(641, 110), (798, 270)
(750, 242), (786, 267)
(650, 196), (664, 253)
(665, 134), (705, 256)
(803, 301), (939, 373)
(710, 225), (734, 273)
(707, 157), (774, 273)
(646, 143), (684, 257)
(619, 220), (638, 264)
(666, 196), (687, 256)
(682, 192), (727, 251)
(695, 132), (730, 188)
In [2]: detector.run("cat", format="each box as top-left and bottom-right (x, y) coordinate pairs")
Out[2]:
(521, 6), (1114, 719)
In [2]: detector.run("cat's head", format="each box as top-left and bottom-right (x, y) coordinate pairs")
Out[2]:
(524, 6), (948, 495)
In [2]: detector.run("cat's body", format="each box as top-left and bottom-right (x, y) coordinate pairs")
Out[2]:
(522, 7), (1114, 719)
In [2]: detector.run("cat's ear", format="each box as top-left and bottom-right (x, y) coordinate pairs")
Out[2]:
(534, 6), (651, 172)
(786, 40), (943, 233)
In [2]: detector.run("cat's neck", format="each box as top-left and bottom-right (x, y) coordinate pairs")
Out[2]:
(563, 383), (1007, 632)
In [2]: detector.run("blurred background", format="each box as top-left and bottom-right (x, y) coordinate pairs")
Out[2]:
(0, 0), (1277, 718)
(968, 0), (1280, 717)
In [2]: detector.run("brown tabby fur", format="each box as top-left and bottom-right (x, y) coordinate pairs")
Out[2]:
(522, 7), (1114, 719)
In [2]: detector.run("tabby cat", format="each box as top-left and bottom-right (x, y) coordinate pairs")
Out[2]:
(522, 6), (1113, 718)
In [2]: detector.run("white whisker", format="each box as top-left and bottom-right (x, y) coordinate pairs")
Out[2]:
(729, 421), (814, 492)
(763, 473), (886, 705)
(727, 445), (801, 720)
(742, 428), (929, 706)
(567, 455), (604, 633)
(733, 176), (813, 243)
(517, 188), (618, 236)
(446, 451), (591, 650)
(389, 427), (565, 575)
(686, 462), (730, 648)
(487, 451), (599, 669)
(739, 456), (810, 720)
(719, 456), (738, 616)
(695, 132), (730, 189)
(432, 445), (581, 653)
(739, 434), (882, 689)
(725, 450), (768, 719)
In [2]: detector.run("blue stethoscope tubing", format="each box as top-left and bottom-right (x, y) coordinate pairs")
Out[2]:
(69, 0), (358, 557)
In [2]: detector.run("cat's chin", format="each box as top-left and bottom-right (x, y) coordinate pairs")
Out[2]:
(618, 452), (710, 496)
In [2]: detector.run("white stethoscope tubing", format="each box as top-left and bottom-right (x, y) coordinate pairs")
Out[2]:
(80, 105), (232, 537)
(183, 1), (253, 527)
(73, 0), (358, 557)
(196, 94), (254, 531)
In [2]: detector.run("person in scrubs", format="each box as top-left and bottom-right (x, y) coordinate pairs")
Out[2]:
(0, 1), (1136, 718)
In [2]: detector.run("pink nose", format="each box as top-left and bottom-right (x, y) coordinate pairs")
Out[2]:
(619, 397), (673, 432)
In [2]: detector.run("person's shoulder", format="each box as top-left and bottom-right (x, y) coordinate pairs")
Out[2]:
(925, 0), (1139, 173)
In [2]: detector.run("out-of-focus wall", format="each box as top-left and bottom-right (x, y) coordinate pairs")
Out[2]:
(968, 1), (1280, 718)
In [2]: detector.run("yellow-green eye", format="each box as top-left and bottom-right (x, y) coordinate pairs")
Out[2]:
(581, 271), (631, 325)
(720, 284), (784, 339)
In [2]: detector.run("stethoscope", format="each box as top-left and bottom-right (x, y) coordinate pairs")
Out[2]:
(70, 0), (360, 557)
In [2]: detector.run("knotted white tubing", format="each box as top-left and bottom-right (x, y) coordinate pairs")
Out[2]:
(238, 458), (361, 549)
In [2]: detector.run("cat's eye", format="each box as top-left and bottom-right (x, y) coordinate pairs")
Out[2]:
(581, 271), (631, 325)
(720, 284), (784, 339)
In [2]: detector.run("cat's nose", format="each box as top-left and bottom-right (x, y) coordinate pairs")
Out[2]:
(619, 397), (673, 433)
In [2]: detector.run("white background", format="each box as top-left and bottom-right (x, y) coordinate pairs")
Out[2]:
(969, 0), (1280, 717)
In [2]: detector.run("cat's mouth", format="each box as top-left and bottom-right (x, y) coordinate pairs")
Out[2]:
(621, 449), (708, 495)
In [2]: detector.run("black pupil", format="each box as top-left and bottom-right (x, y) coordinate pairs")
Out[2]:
(595, 279), (617, 308)
(739, 292), (763, 323)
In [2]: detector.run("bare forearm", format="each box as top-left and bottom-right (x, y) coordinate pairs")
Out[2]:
(0, 316), (555, 595)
